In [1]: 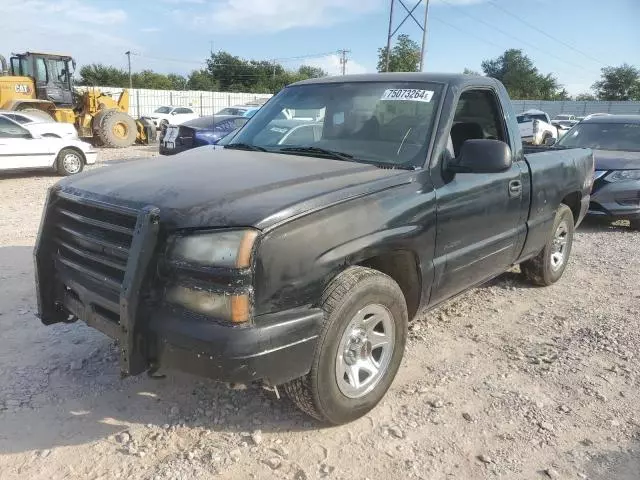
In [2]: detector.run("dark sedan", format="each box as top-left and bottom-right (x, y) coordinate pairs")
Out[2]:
(159, 115), (248, 155)
(556, 114), (640, 229)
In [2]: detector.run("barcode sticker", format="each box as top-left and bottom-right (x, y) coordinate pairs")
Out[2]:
(380, 89), (434, 102)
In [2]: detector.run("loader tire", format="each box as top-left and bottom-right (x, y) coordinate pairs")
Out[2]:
(97, 110), (137, 148)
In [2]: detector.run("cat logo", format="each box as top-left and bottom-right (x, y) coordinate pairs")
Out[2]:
(14, 84), (31, 94)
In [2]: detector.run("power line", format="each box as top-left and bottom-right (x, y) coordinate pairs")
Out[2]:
(487, 0), (606, 67)
(438, 0), (599, 75)
(430, 14), (505, 50)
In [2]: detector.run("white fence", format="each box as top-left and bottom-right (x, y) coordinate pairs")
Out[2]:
(511, 100), (640, 117)
(76, 86), (273, 118)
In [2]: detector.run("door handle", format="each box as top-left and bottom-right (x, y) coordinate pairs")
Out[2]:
(508, 180), (522, 198)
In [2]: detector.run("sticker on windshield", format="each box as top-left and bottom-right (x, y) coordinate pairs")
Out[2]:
(380, 89), (434, 102)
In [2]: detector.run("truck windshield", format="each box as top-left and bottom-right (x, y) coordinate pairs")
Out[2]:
(557, 122), (640, 152)
(229, 81), (443, 168)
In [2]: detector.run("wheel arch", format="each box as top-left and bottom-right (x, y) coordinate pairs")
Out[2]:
(560, 191), (582, 224)
(55, 145), (86, 164)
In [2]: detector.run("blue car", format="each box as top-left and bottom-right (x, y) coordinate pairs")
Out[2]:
(159, 115), (248, 155)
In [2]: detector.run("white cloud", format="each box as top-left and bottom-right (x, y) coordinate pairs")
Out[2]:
(304, 54), (368, 76)
(191, 0), (380, 33)
(1, 0), (136, 71)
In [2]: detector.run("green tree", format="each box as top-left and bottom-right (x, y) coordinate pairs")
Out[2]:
(481, 49), (565, 100)
(187, 69), (218, 91)
(592, 64), (640, 100)
(297, 65), (327, 78)
(377, 34), (421, 72)
(78, 64), (128, 87)
(168, 73), (188, 90)
(463, 68), (481, 76)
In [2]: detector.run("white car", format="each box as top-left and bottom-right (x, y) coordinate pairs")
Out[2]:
(0, 111), (78, 139)
(0, 116), (97, 176)
(141, 106), (199, 129)
(517, 109), (558, 145)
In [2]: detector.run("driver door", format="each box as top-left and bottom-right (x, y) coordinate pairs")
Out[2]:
(430, 88), (526, 304)
(0, 117), (53, 170)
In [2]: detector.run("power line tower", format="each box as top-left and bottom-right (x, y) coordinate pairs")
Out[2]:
(384, 0), (430, 72)
(338, 49), (351, 75)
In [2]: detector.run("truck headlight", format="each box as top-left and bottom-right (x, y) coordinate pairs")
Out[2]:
(606, 170), (640, 182)
(170, 229), (258, 268)
(166, 286), (250, 323)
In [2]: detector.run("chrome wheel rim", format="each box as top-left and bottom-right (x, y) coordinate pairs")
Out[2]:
(550, 221), (569, 271)
(63, 153), (82, 174)
(335, 304), (395, 399)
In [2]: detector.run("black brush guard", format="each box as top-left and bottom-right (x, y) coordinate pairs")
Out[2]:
(34, 188), (159, 376)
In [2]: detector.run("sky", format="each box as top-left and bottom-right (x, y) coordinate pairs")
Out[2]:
(3, 0), (639, 95)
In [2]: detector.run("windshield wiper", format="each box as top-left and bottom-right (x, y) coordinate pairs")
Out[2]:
(278, 146), (354, 162)
(224, 143), (268, 152)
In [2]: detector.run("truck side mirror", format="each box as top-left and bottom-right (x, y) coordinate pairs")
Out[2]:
(544, 136), (557, 146)
(449, 139), (512, 174)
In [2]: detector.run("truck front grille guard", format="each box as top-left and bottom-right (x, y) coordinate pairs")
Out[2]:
(35, 188), (160, 376)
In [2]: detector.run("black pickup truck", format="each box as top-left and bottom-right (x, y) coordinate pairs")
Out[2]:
(35, 74), (594, 425)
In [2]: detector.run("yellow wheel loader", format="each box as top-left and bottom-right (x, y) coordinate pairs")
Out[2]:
(0, 52), (155, 147)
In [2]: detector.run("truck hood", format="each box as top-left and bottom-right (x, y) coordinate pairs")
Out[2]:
(593, 149), (640, 171)
(57, 147), (411, 230)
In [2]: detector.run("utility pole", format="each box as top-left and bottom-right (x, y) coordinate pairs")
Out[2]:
(385, 0), (430, 72)
(125, 51), (132, 89)
(338, 49), (351, 75)
(419, 0), (430, 71)
(385, 0), (395, 72)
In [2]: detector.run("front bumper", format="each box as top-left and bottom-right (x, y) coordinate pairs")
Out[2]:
(34, 188), (322, 385)
(151, 306), (323, 385)
(588, 177), (640, 221)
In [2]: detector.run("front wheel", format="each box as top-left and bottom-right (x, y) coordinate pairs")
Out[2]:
(521, 203), (575, 286)
(56, 148), (85, 176)
(284, 266), (408, 425)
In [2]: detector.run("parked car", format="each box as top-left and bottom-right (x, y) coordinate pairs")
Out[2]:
(141, 106), (199, 130)
(553, 114), (577, 122)
(0, 110), (78, 139)
(552, 120), (576, 138)
(517, 109), (558, 145)
(217, 105), (260, 117)
(555, 114), (640, 229)
(159, 115), (248, 155)
(0, 115), (96, 175)
(34, 73), (593, 424)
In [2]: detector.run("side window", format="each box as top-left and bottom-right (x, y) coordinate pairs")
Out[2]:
(0, 117), (30, 138)
(35, 58), (47, 83)
(450, 89), (507, 157)
(4, 114), (30, 125)
(175, 108), (191, 114)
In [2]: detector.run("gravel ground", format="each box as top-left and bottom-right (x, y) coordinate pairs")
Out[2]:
(1, 152), (639, 480)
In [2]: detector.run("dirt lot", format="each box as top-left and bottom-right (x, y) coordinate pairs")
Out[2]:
(1, 148), (639, 480)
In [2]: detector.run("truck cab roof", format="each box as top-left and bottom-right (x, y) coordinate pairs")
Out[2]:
(291, 72), (498, 88)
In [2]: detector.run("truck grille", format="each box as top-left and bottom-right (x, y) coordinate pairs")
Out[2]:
(51, 193), (138, 325)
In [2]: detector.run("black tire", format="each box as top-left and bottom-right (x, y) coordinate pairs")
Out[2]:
(630, 219), (640, 231)
(56, 148), (85, 176)
(284, 266), (408, 425)
(16, 107), (55, 121)
(97, 110), (137, 148)
(521, 204), (574, 286)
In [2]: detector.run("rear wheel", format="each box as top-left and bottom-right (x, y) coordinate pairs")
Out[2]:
(97, 110), (137, 148)
(56, 148), (84, 176)
(284, 266), (408, 425)
(521, 204), (574, 286)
